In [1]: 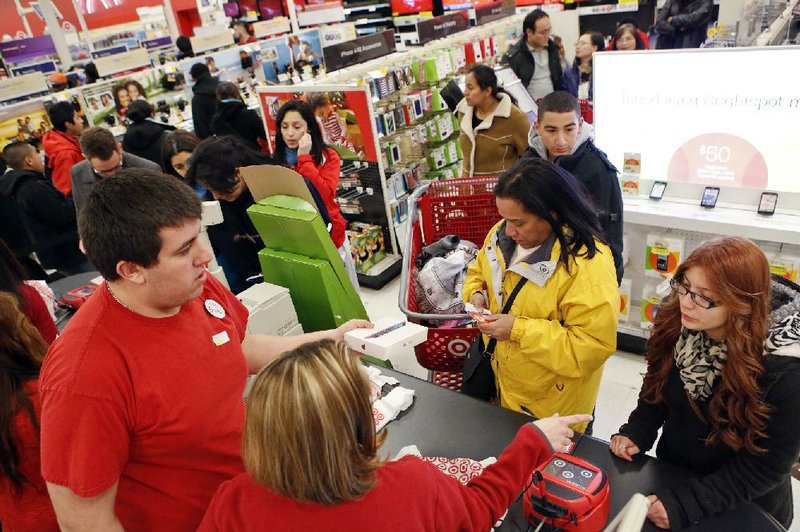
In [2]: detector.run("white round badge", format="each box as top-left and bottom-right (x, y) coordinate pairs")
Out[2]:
(204, 299), (226, 319)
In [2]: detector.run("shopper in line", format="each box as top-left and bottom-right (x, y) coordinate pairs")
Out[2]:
(655, 0), (714, 49)
(190, 63), (220, 139)
(0, 142), (88, 278)
(0, 292), (58, 531)
(122, 100), (175, 166)
(456, 64), (529, 178)
(233, 21), (257, 45)
(463, 159), (618, 433)
(176, 35), (194, 59)
(161, 130), (200, 183)
(199, 338), (591, 531)
(0, 238), (57, 344)
(71, 127), (160, 216)
(210, 81), (268, 152)
(501, 9), (576, 102)
(39, 170), (371, 531)
(605, 18), (651, 50)
(611, 238), (800, 530)
(41, 101), (84, 196)
(572, 31), (605, 108)
(522, 91), (623, 283)
(270, 100), (357, 288)
(610, 23), (648, 51)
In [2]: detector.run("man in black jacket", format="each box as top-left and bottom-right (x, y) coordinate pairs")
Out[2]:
(0, 142), (89, 274)
(655, 0), (714, 49)
(190, 63), (219, 139)
(500, 9), (574, 102)
(522, 91), (624, 283)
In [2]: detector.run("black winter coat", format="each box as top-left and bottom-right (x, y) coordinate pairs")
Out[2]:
(122, 120), (175, 167)
(655, 0), (714, 49)
(500, 37), (568, 96)
(0, 169), (84, 270)
(191, 74), (220, 139)
(618, 278), (800, 529)
(522, 137), (624, 283)
(211, 100), (267, 152)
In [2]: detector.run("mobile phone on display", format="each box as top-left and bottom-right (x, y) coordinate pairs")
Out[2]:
(758, 192), (778, 215)
(649, 181), (667, 200)
(700, 187), (720, 208)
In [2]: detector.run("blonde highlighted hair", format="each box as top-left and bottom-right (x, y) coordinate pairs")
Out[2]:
(243, 339), (385, 504)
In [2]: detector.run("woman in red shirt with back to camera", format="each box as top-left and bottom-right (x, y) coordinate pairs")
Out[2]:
(199, 339), (590, 532)
(0, 292), (58, 531)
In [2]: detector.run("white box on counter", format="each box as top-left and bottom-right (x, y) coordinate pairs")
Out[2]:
(237, 283), (301, 337)
(344, 318), (428, 360)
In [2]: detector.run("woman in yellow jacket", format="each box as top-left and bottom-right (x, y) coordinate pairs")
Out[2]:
(463, 159), (619, 432)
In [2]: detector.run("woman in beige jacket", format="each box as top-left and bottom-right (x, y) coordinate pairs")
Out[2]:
(457, 64), (530, 177)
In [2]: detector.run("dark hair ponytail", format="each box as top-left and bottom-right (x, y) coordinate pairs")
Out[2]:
(467, 64), (518, 106)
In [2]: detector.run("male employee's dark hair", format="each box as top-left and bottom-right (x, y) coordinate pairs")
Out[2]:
(494, 159), (604, 273)
(187, 135), (273, 194)
(2, 142), (36, 171)
(79, 127), (118, 160)
(0, 291), (47, 492)
(522, 9), (549, 35)
(216, 81), (241, 102)
(272, 100), (326, 167)
(189, 62), (210, 81)
(126, 99), (154, 123)
(78, 168), (202, 280)
(537, 91), (581, 122)
(47, 101), (77, 133)
(466, 64), (517, 106)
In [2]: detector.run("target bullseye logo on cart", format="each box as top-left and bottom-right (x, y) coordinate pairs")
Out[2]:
(447, 338), (471, 357)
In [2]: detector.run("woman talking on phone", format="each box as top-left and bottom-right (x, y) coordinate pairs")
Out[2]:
(611, 237), (800, 529)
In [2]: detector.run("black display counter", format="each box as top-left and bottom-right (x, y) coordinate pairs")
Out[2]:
(377, 367), (783, 531)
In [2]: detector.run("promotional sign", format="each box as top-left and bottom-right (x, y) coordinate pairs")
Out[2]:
(253, 17), (291, 38)
(190, 31), (233, 55)
(319, 22), (357, 47)
(415, 13), (469, 44)
(594, 47), (800, 194)
(92, 45), (129, 59)
(322, 31), (396, 73)
(0, 72), (49, 104)
(255, 29), (324, 84)
(0, 36), (57, 64)
(0, 99), (51, 151)
(475, 0), (515, 26)
(94, 48), (151, 77)
(142, 36), (173, 50)
(10, 61), (58, 76)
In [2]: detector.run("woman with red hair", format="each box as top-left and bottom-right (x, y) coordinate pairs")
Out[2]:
(611, 237), (800, 530)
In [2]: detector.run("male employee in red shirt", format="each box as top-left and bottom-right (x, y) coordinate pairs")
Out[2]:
(39, 168), (371, 532)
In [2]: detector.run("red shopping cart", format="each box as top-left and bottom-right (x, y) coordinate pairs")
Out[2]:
(398, 177), (501, 391)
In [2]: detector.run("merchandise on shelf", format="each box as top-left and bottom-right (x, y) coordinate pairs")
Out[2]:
(645, 234), (684, 278)
(640, 284), (662, 330)
(619, 278), (632, 321)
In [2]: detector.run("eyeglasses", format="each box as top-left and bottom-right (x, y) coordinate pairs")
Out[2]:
(91, 158), (123, 178)
(669, 278), (720, 309)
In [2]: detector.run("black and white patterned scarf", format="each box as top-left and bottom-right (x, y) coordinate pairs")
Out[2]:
(673, 328), (728, 401)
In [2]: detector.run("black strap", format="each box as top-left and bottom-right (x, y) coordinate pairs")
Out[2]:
(484, 276), (528, 357)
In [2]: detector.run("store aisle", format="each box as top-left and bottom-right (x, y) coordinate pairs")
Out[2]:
(359, 279), (800, 531)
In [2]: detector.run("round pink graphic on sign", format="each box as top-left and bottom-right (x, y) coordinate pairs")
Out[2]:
(667, 133), (768, 189)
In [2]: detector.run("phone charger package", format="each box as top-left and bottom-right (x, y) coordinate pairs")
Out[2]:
(345, 318), (428, 360)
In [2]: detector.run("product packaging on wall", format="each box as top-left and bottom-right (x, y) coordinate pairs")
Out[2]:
(644, 234), (684, 278)
(0, 99), (52, 151)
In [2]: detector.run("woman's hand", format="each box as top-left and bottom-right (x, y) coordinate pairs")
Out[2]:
(609, 435), (641, 461)
(478, 314), (514, 341)
(533, 413), (593, 451)
(646, 495), (670, 529)
(332, 319), (373, 341)
(298, 133), (312, 156)
(469, 292), (486, 310)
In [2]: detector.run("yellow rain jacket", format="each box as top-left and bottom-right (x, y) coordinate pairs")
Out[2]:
(463, 221), (619, 432)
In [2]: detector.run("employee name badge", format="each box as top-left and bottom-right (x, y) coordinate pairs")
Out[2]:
(205, 298), (226, 319)
(212, 330), (230, 346)
(623, 152), (641, 175)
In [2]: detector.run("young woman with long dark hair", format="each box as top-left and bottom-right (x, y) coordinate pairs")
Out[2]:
(0, 292), (58, 530)
(611, 237), (800, 529)
(462, 158), (619, 433)
(457, 64), (530, 178)
(0, 239), (56, 344)
(271, 100), (357, 288)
